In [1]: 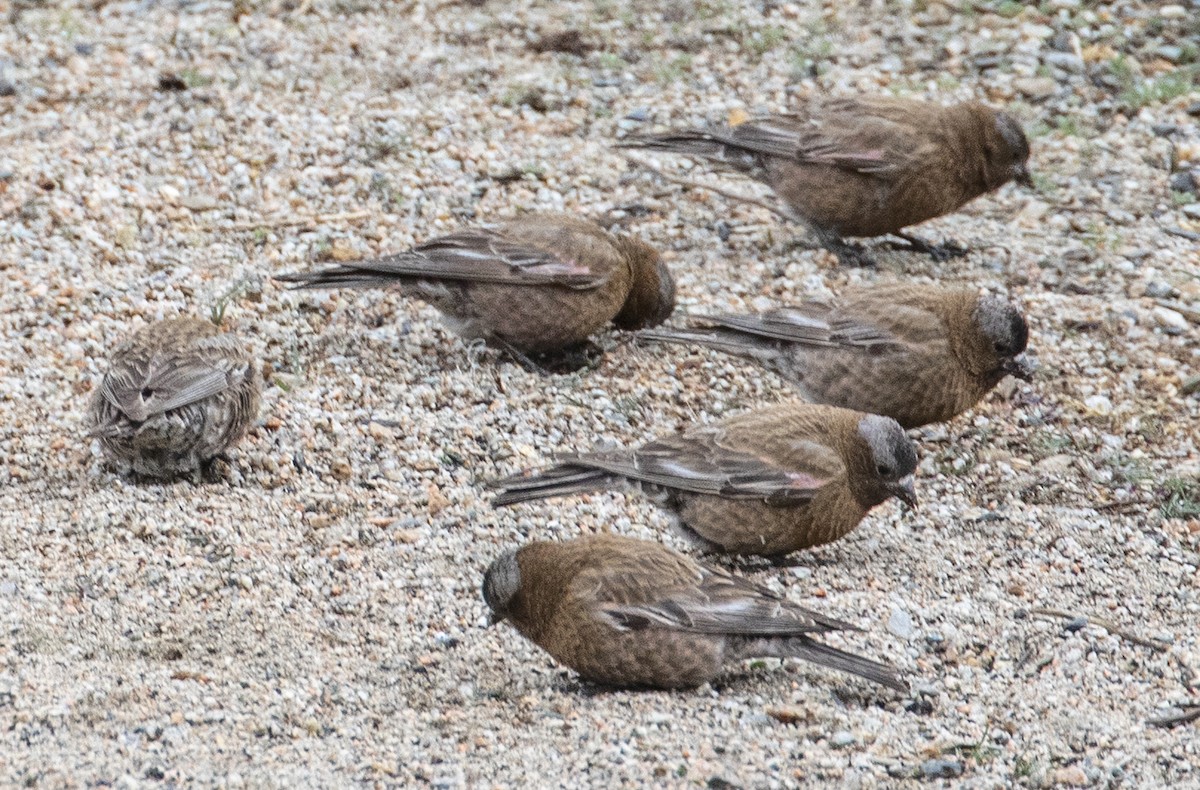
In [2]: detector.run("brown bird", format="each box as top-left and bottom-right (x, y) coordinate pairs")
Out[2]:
(492, 402), (917, 558)
(621, 96), (1032, 265)
(641, 284), (1032, 429)
(87, 318), (262, 479)
(483, 534), (907, 691)
(275, 213), (675, 369)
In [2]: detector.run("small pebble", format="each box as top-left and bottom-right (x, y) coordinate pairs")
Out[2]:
(1043, 52), (1083, 72)
(1156, 45), (1183, 63)
(888, 607), (916, 639)
(1143, 281), (1176, 299)
(1169, 171), (1197, 197)
(920, 759), (964, 779)
(1153, 306), (1189, 334)
(1051, 766), (1090, 786)
(1013, 77), (1057, 100)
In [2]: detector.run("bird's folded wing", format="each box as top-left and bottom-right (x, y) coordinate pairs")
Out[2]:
(701, 306), (896, 349)
(569, 427), (836, 503)
(734, 110), (931, 177)
(596, 569), (856, 636)
(280, 229), (611, 290)
(101, 359), (232, 419)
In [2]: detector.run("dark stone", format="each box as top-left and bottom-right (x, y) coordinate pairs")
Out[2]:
(920, 759), (965, 779)
(1169, 170), (1197, 196)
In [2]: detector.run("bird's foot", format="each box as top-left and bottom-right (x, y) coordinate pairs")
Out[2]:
(706, 552), (803, 574)
(200, 454), (233, 483)
(531, 343), (605, 375)
(813, 235), (877, 267)
(764, 553), (809, 569)
(785, 237), (879, 267)
(831, 242), (878, 267)
(490, 339), (551, 375)
(498, 339), (604, 375)
(889, 233), (969, 262)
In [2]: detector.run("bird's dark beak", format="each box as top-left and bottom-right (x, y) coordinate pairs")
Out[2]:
(1013, 164), (1034, 189)
(890, 475), (918, 510)
(1003, 354), (1035, 382)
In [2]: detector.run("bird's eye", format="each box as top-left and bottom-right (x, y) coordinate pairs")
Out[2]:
(876, 464), (892, 477)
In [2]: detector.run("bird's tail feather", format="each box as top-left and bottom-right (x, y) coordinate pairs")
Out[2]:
(274, 268), (409, 290)
(638, 328), (775, 360)
(490, 465), (612, 507)
(738, 636), (907, 692)
(618, 131), (758, 174)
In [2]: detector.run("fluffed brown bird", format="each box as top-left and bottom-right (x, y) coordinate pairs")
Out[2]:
(492, 402), (917, 557)
(87, 317), (261, 478)
(483, 534), (907, 691)
(275, 214), (675, 367)
(641, 284), (1032, 429)
(621, 96), (1032, 265)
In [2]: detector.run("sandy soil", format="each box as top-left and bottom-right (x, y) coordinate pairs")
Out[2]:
(1, 0), (1198, 786)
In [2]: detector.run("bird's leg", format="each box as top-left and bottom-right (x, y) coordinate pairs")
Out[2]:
(491, 338), (552, 375)
(765, 553), (809, 569)
(529, 341), (606, 375)
(200, 453), (233, 483)
(889, 232), (969, 262)
(493, 337), (602, 377)
(810, 230), (877, 267)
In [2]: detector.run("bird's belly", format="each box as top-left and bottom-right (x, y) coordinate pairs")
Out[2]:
(557, 627), (726, 689)
(769, 164), (903, 238)
(791, 353), (979, 428)
(677, 495), (864, 556)
(438, 283), (622, 354)
(97, 394), (250, 477)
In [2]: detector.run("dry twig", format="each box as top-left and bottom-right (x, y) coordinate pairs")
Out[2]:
(1147, 705), (1200, 729)
(620, 152), (796, 224)
(218, 211), (372, 233)
(1028, 607), (1168, 652)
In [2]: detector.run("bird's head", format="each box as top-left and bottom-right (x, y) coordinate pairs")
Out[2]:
(992, 111), (1034, 189)
(857, 414), (918, 509)
(973, 296), (1033, 383)
(612, 238), (677, 330)
(482, 549), (522, 626)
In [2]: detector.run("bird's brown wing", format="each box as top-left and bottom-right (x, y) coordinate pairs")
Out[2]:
(102, 352), (237, 422)
(568, 425), (842, 504)
(588, 560), (854, 636)
(281, 229), (612, 290)
(701, 304), (898, 350)
(734, 102), (935, 177)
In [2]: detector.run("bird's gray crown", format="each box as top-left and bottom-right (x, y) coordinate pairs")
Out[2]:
(975, 296), (1029, 358)
(994, 112), (1030, 163)
(654, 260), (678, 324)
(857, 414), (917, 481)
(482, 549), (522, 616)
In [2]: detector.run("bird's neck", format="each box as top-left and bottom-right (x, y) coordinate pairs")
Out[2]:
(941, 105), (996, 195)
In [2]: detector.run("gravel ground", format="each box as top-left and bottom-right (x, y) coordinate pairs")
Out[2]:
(2, 0), (1199, 786)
